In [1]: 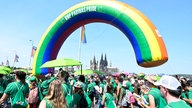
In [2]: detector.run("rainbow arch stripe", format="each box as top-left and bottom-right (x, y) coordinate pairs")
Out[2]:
(32, 0), (168, 75)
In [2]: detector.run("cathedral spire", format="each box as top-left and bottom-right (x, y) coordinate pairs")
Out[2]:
(104, 53), (108, 67)
(93, 56), (96, 65)
(100, 53), (103, 65)
(99, 53), (104, 71)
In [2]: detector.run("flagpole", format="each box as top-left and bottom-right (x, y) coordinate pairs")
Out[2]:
(78, 27), (82, 62)
(12, 51), (16, 69)
(29, 40), (33, 70)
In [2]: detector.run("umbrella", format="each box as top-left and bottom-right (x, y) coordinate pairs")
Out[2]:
(41, 58), (81, 68)
(0, 69), (9, 74)
(113, 72), (120, 76)
(93, 70), (103, 75)
(74, 69), (93, 75)
(0, 66), (12, 74)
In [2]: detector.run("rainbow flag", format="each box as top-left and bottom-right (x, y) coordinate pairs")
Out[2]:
(81, 26), (87, 43)
(14, 54), (19, 62)
(31, 46), (37, 57)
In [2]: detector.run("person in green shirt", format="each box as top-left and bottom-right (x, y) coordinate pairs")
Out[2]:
(155, 75), (191, 108)
(140, 75), (167, 108)
(41, 74), (56, 97)
(181, 82), (192, 106)
(70, 74), (76, 87)
(0, 74), (8, 97)
(39, 79), (68, 108)
(0, 71), (29, 108)
(125, 77), (134, 93)
(59, 71), (73, 108)
(73, 81), (88, 108)
(115, 76), (123, 106)
(0, 74), (8, 107)
(87, 78), (96, 106)
(138, 84), (150, 106)
(101, 84), (117, 108)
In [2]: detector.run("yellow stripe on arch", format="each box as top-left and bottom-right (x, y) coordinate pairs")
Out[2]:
(117, 4), (161, 61)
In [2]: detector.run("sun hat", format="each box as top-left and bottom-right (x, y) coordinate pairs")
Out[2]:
(145, 75), (157, 84)
(154, 75), (181, 90)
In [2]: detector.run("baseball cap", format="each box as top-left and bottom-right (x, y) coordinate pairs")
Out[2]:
(29, 76), (37, 82)
(154, 75), (181, 90)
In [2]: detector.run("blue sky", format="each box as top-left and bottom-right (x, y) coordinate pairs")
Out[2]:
(0, 0), (192, 75)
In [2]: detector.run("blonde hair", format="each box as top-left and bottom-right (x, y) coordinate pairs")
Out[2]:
(140, 85), (150, 94)
(45, 79), (68, 108)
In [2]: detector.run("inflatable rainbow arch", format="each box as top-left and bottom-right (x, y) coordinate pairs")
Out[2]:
(32, 0), (168, 75)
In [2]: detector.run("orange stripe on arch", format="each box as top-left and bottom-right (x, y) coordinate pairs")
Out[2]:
(122, 2), (168, 60)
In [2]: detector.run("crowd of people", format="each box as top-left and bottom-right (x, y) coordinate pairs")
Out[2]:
(0, 69), (192, 108)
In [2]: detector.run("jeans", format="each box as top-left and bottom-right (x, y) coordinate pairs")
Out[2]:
(97, 98), (104, 108)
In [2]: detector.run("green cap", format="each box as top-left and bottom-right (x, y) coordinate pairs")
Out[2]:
(30, 76), (36, 82)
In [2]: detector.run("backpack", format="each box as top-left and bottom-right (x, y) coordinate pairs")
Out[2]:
(28, 86), (39, 104)
(93, 86), (100, 101)
(0, 81), (5, 98)
(123, 90), (135, 104)
(62, 84), (73, 108)
(105, 93), (117, 108)
(79, 94), (88, 108)
(12, 83), (28, 108)
(84, 91), (92, 108)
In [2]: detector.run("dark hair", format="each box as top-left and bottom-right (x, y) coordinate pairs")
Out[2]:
(181, 82), (190, 88)
(15, 71), (26, 81)
(95, 80), (99, 85)
(168, 86), (182, 97)
(107, 84), (113, 94)
(79, 75), (85, 83)
(0, 74), (4, 78)
(99, 76), (103, 83)
(60, 71), (69, 82)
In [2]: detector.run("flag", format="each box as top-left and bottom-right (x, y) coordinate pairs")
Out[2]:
(81, 25), (87, 43)
(31, 46), (37, 57)
(14, 54), (19, 62)
(6, 60), (9, 66)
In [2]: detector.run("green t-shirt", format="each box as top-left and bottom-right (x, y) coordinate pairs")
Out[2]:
(73, 93), (81, 108)
(187, 89), (192, 99)
(43, 98), (53, 108)
(143, 94), (149, 105)
(0, 78), (8, 94)
(87, 82), (95, 95)
(181, 91), (188, 99)
(105, 93), (116, 108)
(62, 83), (71, 97)
(148, 88), (167, 108)
(166, 100), (191, 108)
(41, 77), (55, 96)
(126, 81), (133, 92)
(4, 81), (29, 107)
(110, 79), (117, 91)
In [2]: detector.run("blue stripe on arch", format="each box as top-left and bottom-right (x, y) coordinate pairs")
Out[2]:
(41, 12), (143, 75)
